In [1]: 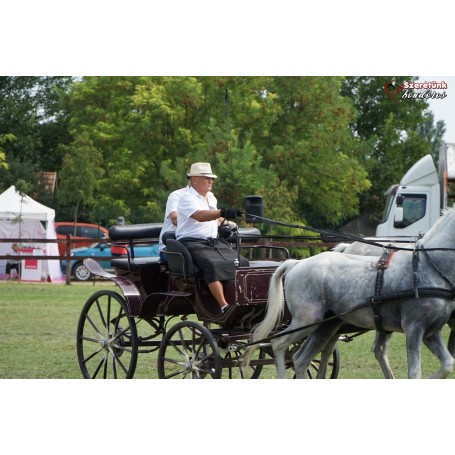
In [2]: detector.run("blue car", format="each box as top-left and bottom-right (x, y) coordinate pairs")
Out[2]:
(61, 241), (159, 281)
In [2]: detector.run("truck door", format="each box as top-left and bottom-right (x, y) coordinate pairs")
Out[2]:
(376, 191), (432, 238)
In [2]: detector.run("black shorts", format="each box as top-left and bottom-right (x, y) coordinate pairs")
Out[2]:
(6, 262), (19, 274)
(181, 238), (249, 283)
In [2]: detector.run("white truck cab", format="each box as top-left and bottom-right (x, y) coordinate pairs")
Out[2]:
(375, 143), (455, 240)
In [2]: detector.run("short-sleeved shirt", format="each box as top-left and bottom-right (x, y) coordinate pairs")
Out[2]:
(176, 186), (218, 240)
(158, 187), (188, 252)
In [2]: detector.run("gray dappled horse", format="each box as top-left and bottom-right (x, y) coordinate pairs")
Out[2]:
(246, 209), (455, 379)
(335, 240), (455, 378)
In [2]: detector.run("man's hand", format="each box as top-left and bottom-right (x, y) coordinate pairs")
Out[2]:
(220, 208), (242, 219)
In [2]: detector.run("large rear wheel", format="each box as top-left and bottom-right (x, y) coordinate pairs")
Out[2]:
(76, 290), (138, 379)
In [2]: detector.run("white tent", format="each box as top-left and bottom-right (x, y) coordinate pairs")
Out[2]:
(0, 185), (63, 282)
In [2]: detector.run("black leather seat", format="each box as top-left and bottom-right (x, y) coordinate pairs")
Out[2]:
(165, 237), (199, 279)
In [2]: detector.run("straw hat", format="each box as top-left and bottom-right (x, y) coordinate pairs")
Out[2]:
(187, 162), (217, 178)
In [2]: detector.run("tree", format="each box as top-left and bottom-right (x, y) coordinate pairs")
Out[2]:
(0, 76), (73, 197)
(258, 77), (371, 227)
(341, 76), (444, 222)
(57, 135), (104, 226)
(60, 76), (374, 228)
(0, 133), (15, 170)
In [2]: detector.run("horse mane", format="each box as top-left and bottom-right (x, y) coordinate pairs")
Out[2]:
(421, 207), (455, 244)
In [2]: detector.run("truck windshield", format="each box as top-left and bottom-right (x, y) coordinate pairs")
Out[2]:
(380, 185), (398, 223)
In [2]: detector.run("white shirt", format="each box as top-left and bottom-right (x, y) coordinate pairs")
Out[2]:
(158, 187), (188, 251)
(176, 186), (218, 240)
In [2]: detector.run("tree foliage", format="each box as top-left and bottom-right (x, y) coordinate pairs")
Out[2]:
(0, 76), (446, 234)
(57, 134), (104, 224)
(341, 76), (445, 222)
(0, 76), (73, 196)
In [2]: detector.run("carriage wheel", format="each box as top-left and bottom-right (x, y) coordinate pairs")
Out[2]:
(202, 322), (267, 379)
(157, 320), (222, 379)
(218, 343), (267, 379)
(76, 290), (138, 379)
(285, 342), (341, 379)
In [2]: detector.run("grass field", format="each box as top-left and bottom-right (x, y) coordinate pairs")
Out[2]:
(2, 279), (454, 455)
(0, 280), (454, 379)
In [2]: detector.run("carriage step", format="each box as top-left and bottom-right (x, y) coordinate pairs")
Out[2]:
(154, 291), (192, 298)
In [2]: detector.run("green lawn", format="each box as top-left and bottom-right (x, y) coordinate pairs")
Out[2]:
(0, 280), (453, 379)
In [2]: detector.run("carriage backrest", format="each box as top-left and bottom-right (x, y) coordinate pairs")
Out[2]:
(165, 238), (198, 279)
(161, 230), (176, 245)
(109, 223), (163, 242)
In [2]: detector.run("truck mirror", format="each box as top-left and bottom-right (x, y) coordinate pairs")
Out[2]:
(394, 207), (404, 223)
(396, 195), (404, 206)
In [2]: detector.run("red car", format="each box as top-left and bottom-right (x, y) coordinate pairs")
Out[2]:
(55, 222), (109, 256)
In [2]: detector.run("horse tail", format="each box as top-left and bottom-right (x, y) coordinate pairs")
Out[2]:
(244, 259), (301, 366)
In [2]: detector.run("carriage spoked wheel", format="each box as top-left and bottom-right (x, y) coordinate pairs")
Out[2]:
(218, 343), (267, 379)
(157, 320), (222, 379)
(202, 322), (267, 379)
(77, 290), (138, 379)
(259, 341), (340, 378)
(285, 341), (340, 379)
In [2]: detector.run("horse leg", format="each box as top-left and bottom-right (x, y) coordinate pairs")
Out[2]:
(405, 326), (424, 379)
(448, 329), (455, 357)
(447, 316), (455, 357)
(271, 330), (309, 379)
(423, 331), (455, 379)
(315, 332), (340, 379)
(292, 319), (343, 379)
(371, 331), (395, 379)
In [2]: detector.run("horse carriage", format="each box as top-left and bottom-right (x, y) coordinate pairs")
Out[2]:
(77, 206), (455, 380)
(76, 222), (341, 379)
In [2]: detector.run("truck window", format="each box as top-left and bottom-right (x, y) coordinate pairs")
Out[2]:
(394, 194), (427, 228)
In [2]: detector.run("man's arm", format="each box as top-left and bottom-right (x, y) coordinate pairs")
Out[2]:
(169, 211), (178, 226)
(190, 209), (222, 222)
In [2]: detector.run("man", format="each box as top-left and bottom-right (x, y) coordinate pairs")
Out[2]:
(5, 243), (20, 280)
(176, 162), (248, 313)
(158, 186), (189, 261)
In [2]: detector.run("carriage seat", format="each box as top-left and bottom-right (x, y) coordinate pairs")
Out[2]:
(165, 238), (199, 279)
(111, 256), (163, 271)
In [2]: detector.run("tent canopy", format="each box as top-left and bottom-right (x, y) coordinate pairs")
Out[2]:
(0, 185), (63, 282)
(0, 185), (55, 222)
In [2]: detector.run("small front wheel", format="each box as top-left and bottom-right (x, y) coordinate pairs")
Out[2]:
(77, 290), (138, 379)
(157, 321), (222, 379)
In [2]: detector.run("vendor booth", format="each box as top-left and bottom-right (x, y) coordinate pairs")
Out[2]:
(0, 185), (63, 282)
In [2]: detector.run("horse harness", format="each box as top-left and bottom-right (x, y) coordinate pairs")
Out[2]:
(242, 243), (455, 349)
(371, 244), (455, 334)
